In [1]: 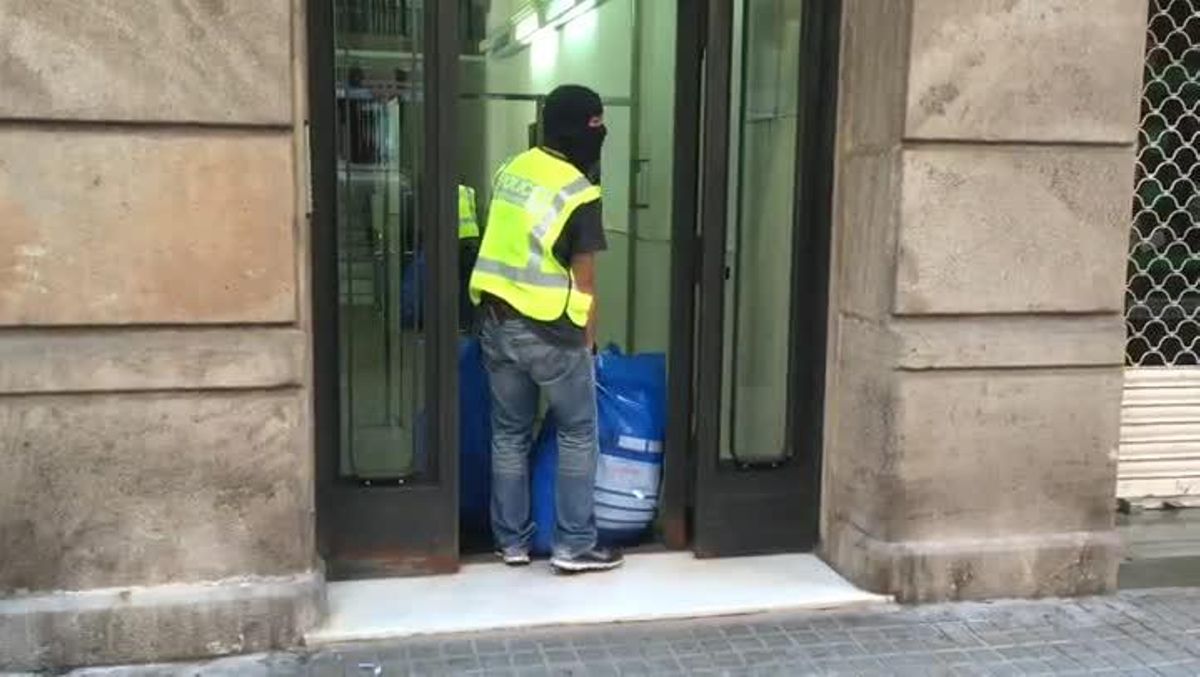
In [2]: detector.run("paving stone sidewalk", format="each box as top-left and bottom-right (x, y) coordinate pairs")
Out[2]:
(71, 588), (1200, 676)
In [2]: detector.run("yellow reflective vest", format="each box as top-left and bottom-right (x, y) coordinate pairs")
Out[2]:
(457, 184), (480, 239)
(469, 148), (601, 327)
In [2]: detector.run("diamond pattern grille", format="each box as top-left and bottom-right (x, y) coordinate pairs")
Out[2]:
(1128, 0), (1200, 366)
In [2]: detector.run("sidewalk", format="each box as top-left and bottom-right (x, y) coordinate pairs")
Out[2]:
(71, 588), (1200, 676)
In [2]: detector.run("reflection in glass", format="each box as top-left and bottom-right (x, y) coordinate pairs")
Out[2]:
(334, 0), (424, 480)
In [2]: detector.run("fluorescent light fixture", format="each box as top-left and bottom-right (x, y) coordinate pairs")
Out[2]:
(514, 12), (541, 44)
(561, 0), (598, 40)
(485, 0), (607, 57)
(551, 0), (598, 28)
(545, 0), (576, 21)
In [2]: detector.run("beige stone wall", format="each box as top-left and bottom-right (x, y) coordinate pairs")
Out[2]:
(0, 0), (318, 668)
(821, 0), (1147, 602)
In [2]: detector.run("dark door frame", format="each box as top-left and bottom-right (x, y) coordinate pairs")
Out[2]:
(308, 0), (461, 580)
(685, 0), (842, 557)
(660, 0), (706, 550)
(308, 0), (842, 576)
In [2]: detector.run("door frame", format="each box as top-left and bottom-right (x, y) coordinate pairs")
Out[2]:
(660, 0), (706, 550)
(308, 0), (461, 579)
(681, 0), (842, 557)
(308, 0), (840, 576)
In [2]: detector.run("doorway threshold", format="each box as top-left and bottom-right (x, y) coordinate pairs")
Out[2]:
(306, 552), (889, 646)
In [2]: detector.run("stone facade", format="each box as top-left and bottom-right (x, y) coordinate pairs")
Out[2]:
(820, 0), (1147, 602)
(0, 0), (321, 671)
(0, 0), (1153, 669)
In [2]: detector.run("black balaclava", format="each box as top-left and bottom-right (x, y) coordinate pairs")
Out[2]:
(542, 84), (607, 179)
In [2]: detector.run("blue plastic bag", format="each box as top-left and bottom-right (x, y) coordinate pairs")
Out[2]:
(531, 346), (667, 555)
(413, 336), (492, 534)
(530, 422), (558, 556)
(458, 336), (492, 534)
(400, 251), (424, 329)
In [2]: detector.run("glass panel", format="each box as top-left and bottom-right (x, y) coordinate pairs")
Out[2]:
(721, 0), (803, 463)
(334, 0), (425, 481)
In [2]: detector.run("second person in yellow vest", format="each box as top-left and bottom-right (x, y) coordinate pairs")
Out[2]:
(458, 183), (480, 330)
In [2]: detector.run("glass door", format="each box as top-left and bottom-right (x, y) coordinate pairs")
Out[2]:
(310, 0), (461, 579)
(690, 0), (839, 557)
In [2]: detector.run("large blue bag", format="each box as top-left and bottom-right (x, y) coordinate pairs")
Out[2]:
(531, 346), (667, 555)
(413, 336), (492, 533)
(400, 251), (425, 329)
(458, 336), (492, 534)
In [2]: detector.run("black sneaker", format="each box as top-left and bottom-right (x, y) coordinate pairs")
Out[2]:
(550, 547), (624, 574)
(495, 546), (531, 566)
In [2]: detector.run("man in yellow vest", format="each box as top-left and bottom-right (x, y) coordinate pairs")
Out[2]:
(469, 85), (622, 574)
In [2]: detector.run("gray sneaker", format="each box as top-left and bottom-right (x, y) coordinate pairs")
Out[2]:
(495, 546), (531, 566)
(550, 547), (624, 574)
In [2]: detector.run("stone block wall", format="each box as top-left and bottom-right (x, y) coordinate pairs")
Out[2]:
(821, 0), (1147, 602)
(0, 0), (320, 669)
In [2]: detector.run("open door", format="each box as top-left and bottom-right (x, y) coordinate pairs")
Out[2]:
(309, 0), (461, 578)
(690, 0), (839, 557)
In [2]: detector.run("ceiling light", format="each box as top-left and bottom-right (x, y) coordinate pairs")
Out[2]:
(514, 12), (541, 45)
(545, 0), (576, 21)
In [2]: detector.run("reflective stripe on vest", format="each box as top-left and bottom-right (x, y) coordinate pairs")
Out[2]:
(457, 184), (480, 239)
(469, 148), (600, 326)
(472, 175), (593, 287)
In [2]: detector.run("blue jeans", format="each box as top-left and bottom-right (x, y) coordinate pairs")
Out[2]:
(479, 314), (598, 558)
